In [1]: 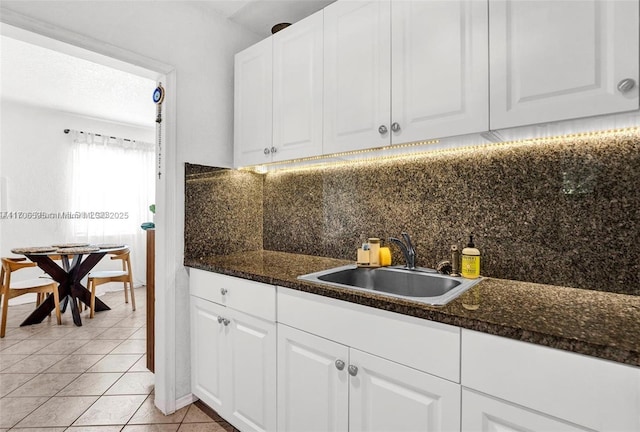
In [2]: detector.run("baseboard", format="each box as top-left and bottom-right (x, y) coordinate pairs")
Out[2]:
(176, 393), (198, 411)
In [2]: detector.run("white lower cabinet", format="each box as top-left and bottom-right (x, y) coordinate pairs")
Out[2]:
(191, 296), (226, 410)
(190, 271), (276, 432)
(278, 324), (460, 432)
(349, 348), (460, 432)
(277, 286), (461, 432)
(191, 272), (640, 432)
(277, 324), (349, 432)
(462, 329), (640, 431)
(462, 389), (594, 432)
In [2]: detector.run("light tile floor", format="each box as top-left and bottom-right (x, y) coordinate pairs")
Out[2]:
(0, 287), (234, 431)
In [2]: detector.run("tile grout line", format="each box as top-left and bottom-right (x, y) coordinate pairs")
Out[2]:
(0, 288), (231, 431)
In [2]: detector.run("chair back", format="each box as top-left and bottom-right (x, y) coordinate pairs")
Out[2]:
(1, 258), (36, 293)
(109, 248), (132, 272)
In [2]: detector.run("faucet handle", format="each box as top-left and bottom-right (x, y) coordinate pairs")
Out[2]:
(401, 232), (414, 253)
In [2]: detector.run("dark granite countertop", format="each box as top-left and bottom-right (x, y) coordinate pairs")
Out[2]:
(185, 250), (640, 368)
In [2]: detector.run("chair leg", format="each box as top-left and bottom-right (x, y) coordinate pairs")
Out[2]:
(89, 279), (96, 319)
(129, 278), (136, 311)
(1, 291), (10, 338)
(124, 280), (130, 304)
(52, 287), (62, 325)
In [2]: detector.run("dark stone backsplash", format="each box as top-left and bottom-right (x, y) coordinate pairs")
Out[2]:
(185, 129), (640, 295)
(185, 166), (263, 258)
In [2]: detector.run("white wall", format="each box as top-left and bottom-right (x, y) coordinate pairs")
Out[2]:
(0, 0), (260, 404)
(0, 100), (154, 289)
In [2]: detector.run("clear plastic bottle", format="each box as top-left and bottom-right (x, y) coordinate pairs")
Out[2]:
(368, 238), (380, 266)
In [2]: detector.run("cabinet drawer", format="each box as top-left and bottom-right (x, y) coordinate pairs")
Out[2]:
(277, 287), (460, 382)
(189, 269), (276, 321)
(462, 389), (592, 432)
(462, 329), (640, 431)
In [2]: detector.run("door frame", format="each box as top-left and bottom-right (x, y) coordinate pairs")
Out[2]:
(0, 10), (179, 414)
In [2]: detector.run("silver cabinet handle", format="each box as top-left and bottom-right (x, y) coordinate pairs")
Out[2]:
(222, 318), (230, 326)
(618, 78), (636, 93)
(263, 148), (270, 155)
(217, 316), (224, 324)
(270, 146), (277, 154)
(391, 122), (401, 132)
(220, 288), (228, 295)
(378, 125), (388, 134)
(335, 359), (345, 370)
(348, 365), (358, 376)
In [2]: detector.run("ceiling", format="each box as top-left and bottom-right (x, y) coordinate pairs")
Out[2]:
(0, 35), (157, 128)
(0, 1), (334, 127)
(194, 0), (336, 37)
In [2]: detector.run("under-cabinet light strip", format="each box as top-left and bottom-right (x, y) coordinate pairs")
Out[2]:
(240, 127), (639, 174)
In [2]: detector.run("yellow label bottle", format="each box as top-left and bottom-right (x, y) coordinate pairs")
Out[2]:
(461, 234), (480, 279)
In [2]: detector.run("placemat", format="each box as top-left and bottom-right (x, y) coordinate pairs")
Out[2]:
(55, 246), (100, 254)
(51, 242), (90, 248)
(96, 243), (126, 249)
(11, 246), (56, 254)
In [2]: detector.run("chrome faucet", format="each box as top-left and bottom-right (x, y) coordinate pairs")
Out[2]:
(389, 232), (416, 270)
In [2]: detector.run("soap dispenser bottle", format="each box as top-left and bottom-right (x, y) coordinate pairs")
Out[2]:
(461, 234), (480, 279)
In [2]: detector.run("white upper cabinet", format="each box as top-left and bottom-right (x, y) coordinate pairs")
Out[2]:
(234, 0), (640, 165)
(273, 11), (324, 162)
(490, 0), (640, 130)
(323, 0), (392, 154)
(324, 0), (489, 154)
(391, 0), (489, 144)
(234, 37), (273, 167)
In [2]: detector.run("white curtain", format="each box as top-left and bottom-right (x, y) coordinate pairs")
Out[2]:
(70, 131), (154, 289)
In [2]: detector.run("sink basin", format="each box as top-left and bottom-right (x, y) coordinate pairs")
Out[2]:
(298, 265), (481, 306)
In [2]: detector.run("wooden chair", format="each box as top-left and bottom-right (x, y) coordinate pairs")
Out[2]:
(1, 257), (61, 338)
(87, 248), (135, 318)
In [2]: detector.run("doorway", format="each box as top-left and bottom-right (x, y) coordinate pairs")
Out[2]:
(0, 19), (178, 414)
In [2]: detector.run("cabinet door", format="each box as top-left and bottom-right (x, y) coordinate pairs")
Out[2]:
(273, 10), (323, 162)
(277, 324), (349, 432)
(226, 308), (276, 432)
(323, 0), (391, 154)
(462, 389), (592, 432)
(349, 349), (460, 432)
(462, 329), (640, 431)
(234, 37), (273, 167)
(190, 296), (227, 413)
(490, 0), (639, 129)
(391, 0), (488, 144)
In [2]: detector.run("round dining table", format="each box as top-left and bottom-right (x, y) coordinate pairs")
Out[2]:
(11, 244), (127, 327)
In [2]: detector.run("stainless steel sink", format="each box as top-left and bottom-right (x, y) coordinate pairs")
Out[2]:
(298, 265), (482, 306)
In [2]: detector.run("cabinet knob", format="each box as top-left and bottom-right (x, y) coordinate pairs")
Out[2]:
(220, 288), (228, 295)
(270, 146), (277, 154)
(222, 318), (230, 326)
(378, 125), (388, 135)
(348, 365), (358, 376)
(335, 359), (345, 370)
(617, 78), (636, 93)
(391, 122), (401, 132)
(217, 316), (224, 324)
(264, 148), (270, 155)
